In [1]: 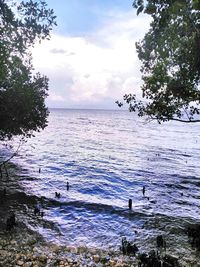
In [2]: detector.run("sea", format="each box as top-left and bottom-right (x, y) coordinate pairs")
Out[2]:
(1, 109), (200, 261)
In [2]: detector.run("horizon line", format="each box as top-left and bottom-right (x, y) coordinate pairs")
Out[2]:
(48, 107), (128, 112)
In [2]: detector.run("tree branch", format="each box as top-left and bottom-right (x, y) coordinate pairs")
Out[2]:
(149, 116), (200, 123)
(0, 140), (24, 167)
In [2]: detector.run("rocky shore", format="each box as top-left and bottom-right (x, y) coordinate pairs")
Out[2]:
(1, 205), (200, 267)
(0, 162), (200, 267)
(0, 222), (141, 267)
(2, 221), (200, 267)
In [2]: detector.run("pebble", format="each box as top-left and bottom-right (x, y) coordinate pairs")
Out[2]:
(16, 260), (24, 266)
(11, 240), (17, 245)
(0, 224), (196, 267)
(109, 259), (116, 267)
(93, 254), (100, 263)
(32, 247), (38, 252)
(39, 254), (47, 262)
(69, 246), (78, 253)
(78, 246), (87, 253)
(116, 259), (123, 265)
(23, 263), (32, 267)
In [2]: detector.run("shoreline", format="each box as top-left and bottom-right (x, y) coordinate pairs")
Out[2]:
(0, 160), (200, 266)
(0, 222), (139, 267)
(1, 217), (200, 266)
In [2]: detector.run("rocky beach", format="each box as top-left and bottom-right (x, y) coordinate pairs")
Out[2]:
(0, 163), (146, 267)
(0, 221), (139, 267)
(0, 183), (200, 267)
(1, 218), (200, 267)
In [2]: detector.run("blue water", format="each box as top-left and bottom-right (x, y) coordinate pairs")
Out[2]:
(2, 109), (200, 254)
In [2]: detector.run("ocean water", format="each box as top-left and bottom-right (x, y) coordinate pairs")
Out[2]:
(1, 109), (200, 257)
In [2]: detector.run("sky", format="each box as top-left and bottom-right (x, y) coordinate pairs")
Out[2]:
(32, 0), (151, 109)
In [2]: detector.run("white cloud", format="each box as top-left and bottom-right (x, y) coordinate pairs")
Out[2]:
(31, 11), (151, 108)
(48, 92), (65, 102)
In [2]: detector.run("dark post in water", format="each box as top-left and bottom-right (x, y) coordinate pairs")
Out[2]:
(128, 199), (132, 210)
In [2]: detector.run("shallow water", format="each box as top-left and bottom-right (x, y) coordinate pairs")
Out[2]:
(1, 109), (200, 262)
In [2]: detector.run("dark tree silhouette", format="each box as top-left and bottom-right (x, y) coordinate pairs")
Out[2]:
(118, 0), (200, 123)
(0, 0), (57, 140)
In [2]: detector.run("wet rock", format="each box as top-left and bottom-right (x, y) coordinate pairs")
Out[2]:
(115, 259), (124, 267)
(138, 250), (163, 267)
(32, 247), (38, 252)
(10, 240), (17, 245)
(156, 235), (166, 248)
(109, 259), (116, 267)
(163, 254), (179, 267)
(90, 248), (98, 255)
(67, 258), (73, 263)
(39, 254), (47, 263)
(121, 237), (138, 255)
(27, 239), (37, 246)
(187, 224), (200, 250)
(93, 254), (100, 263)
(101, 255), (110, 265)
(16, 260), (24, 266)
(69, 246), (78, 253)
(0, 249), (7, 257)
(78, 246), (87, 254)
(32, 254), (38, 260)
(26, 253), (33, 261)
(6, 213), (16, 231)
(23, 262), (32, 267)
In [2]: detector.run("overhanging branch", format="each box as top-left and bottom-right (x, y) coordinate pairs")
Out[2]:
(149, 116), (200, 123)
(0, 140), (23, 167)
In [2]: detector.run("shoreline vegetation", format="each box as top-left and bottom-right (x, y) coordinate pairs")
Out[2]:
(0, 162), (200, 266)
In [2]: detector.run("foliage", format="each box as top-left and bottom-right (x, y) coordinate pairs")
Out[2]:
(118, 0), (200, 123)
(0, 0), (56, 140)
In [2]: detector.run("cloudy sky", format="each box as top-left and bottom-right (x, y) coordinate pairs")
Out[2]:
(32, 0), (151, 109)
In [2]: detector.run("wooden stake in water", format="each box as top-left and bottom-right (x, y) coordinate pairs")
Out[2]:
(128, 199), (132, 210)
